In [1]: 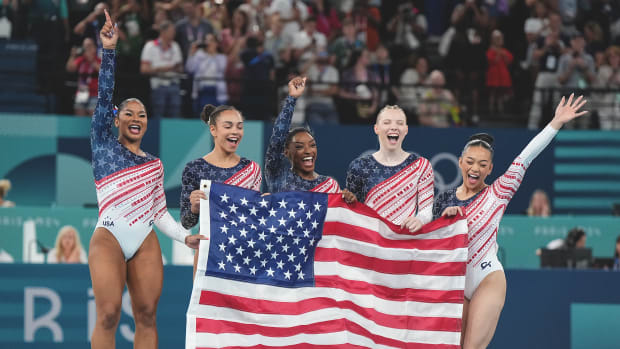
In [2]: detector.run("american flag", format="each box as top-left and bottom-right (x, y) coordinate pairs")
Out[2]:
(186, 180), (468, 349)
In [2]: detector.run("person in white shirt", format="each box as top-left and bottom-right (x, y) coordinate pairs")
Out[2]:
(140, 20), (183, 118)
(305, 51), (339, 124)
(48, 226), (87, 264)
(292, 16), (327, 66)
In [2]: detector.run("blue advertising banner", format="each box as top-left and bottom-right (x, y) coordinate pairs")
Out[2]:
(1, 264), (619, 348)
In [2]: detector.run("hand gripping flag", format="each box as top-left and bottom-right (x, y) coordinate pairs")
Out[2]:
(186, 180), (467, 349)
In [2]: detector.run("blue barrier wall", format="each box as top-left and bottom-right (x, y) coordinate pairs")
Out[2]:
(1, 264), (619, 348)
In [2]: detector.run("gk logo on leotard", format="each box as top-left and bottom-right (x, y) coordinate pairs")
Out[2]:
(102, 217), (114, 228)
(481, 261), (492, 270)
(148, 220), (154, 227)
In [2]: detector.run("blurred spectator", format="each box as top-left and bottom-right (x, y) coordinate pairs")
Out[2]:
(240, 36), (275, 120)
(594, 45), (620, 130)
(397, 55), (429, 117)
(265, 0), (308, 37)
(47, 226), (87, 264)
(115, 0), (150, 72)
(329, 18), (365, 69)
(264, 13), (293, 83)
(73, 2), (107, 57)
(202, 0), (229, 32)
(28, 0), (71, 92)
(186, 33), (228, 116)
(584, 21), (606, 57)
(220, 8), (249, 55)
(66, 38), (101, 117)
(614, 235), (619, 270)
(140, 20), (183, 118)
(292, 16), (327, 69)
(337, 49), (380, 124)
(0, 179), (15, 207)
(528, 15), (566, 130)
(418, 70), (458, 128)
(0, 0), (17, 38)
(526, 189), (551, 217)
(307, 0), (341, 42)
(386, 1), (428, 53)
(175, 0), (214, 62)
(521, 18), (543, 71)
(444, 1), (488, 122)
(370, 44), (397, 106)
(486, 30), (513, 116)
(564, 227), (587, 249)
(304, 51), (339, 124)
(557, 32), (595, 128)
(145, 8), (170, 40)
(351, 0), (381, 51)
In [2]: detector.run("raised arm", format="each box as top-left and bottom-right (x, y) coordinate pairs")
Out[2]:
(91, 10), (119, 149)
(264, 77), (305, 183)
(493, 94), (588, 200)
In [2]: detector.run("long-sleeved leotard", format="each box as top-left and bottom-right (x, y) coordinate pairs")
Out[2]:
(264, 96), (340, 194)
(92, 49), (187, 260)
(433, 125), (558, 266)
(346, 153), (434, 226)
(180, 157), (262, 229)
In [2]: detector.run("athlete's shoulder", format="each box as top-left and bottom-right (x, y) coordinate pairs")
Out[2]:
(348, 153), (373, 169)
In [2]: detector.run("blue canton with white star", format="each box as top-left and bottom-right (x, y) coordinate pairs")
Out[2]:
(346, 153), (418, 203)
(264, 96), (337, 193)
(206, 182), (328, 287)
(91, 49), (156, 181)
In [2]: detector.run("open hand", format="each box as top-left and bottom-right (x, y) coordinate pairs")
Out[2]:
(100, 9), (119, 50)
(550, 93), (588, 129)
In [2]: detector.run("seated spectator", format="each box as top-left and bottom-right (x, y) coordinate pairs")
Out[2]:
(140, 20), (183, 118)
(337, 49), (380, 124)
(47, 225), (87, 264)
(417, 70), (458, 127)
(486, 30), (513, 116)
(265, 0), (308, 37)
(305, 51), (339, 124)
(0, 179), (15, 207)
(397, 55), (429, 117)
(526, 189), (551, 217)
(370, 44), (397, 106)
(220, 8), (249, 55)
(66, 38), (101, 117)
(307, 0), (341, 42)
(175, 0), (214, 62)
(564, 227), (587, 249)
(264, 13), (293, 84)
(186, 33), (228, 116)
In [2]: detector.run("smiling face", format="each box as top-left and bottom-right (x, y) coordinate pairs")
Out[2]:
(459, 145), (493, 192)
(375, 107), (408, 151)
(210, 109), (244, 154)
(285, 131), (317, 178)
(115, 100), (147, 145)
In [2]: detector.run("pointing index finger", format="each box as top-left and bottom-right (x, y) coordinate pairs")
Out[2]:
(104, 9), (112, 24)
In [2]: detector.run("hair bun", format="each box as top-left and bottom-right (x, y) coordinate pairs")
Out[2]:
(200, 104), (217, 124)
(468, 133), (494, 146)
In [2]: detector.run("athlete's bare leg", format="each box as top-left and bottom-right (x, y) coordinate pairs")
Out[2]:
(126, 231), (163, 349)
(462, 270), (507, 349)
(89, 227), (127, 349)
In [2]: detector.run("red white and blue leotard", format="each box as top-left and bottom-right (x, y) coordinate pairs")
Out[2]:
(92, 49), (187, 259)
(346, 153), (434, 226)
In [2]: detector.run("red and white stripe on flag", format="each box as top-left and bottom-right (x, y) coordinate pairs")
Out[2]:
(187, 181), (467, 349)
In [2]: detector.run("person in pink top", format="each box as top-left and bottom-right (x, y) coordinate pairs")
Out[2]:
(486, 30), (513, 116)
(435, 94), (587, 349)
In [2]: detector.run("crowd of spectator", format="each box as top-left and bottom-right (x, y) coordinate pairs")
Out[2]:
(2, 0), (620, 127)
